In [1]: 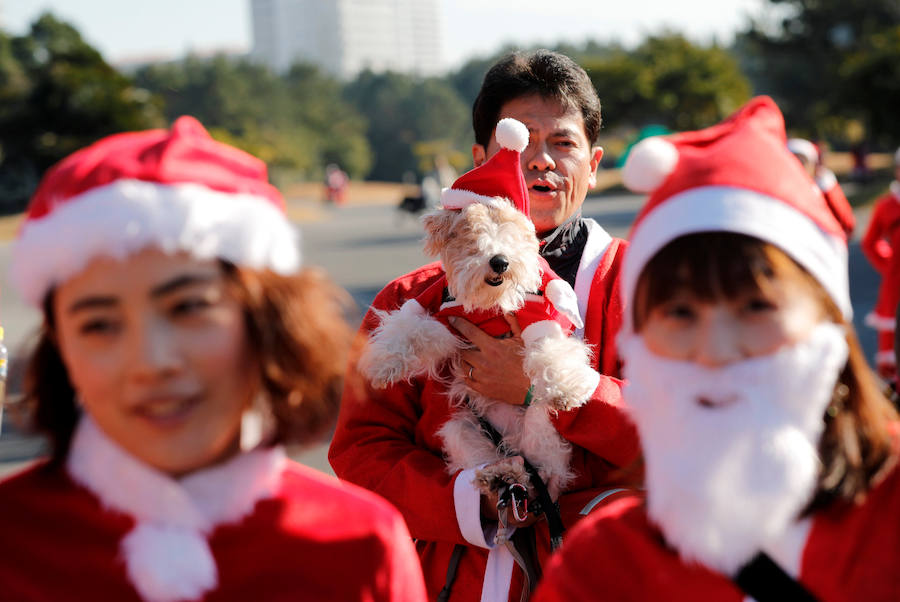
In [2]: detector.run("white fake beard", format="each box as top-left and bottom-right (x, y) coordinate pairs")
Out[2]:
(620, 322), (849, 576)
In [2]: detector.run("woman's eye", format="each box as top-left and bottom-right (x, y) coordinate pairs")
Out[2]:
(79, 319), (119, 336)
(744, 297), (776, 313)
(660, 303), (695, 321)
(171, 297), (212, 315)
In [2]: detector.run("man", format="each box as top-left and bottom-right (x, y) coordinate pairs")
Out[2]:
(329, 50), (639, 602)
(787, 137), (855, 239)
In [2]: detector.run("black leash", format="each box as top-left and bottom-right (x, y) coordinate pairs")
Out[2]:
(436, 544), (466, 602)
(475, 413), (566, 550)
(733, 552), (819, 602)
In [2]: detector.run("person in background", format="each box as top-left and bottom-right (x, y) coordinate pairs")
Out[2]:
(862, 148), (900, 382)
(0, 117), (426, 601)
(329, 49), (640, 601)
(325, 163), (349, 205)
(533, 97), (900, 601)
(787, 137), (855, 239)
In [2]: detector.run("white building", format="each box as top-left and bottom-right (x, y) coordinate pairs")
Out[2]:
(250, 0), (442, 79)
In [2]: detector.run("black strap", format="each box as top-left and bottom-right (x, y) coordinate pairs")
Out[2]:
(437, 543), (466, 602)
(475, 413), (566, 550)
(733, 552), (819, 602)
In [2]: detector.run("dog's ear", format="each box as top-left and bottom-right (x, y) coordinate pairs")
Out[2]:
(422, 210), (456, 256)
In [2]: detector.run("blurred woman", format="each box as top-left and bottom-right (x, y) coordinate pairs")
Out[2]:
(534, 97), (900, 601)
(0, 117), (426, 601)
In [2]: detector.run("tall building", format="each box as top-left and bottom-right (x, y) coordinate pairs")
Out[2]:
(250, 0), (442, 79)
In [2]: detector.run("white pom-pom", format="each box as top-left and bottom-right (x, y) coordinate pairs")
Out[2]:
(622, 137), (679, 193)
(495, 118), (529, 153)
(122, 523), (218, 602)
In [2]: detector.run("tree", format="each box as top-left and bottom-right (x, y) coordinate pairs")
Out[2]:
(0, 13), (162, 210)
(584, 34), (750, 131)
(737, 0), (900, 141)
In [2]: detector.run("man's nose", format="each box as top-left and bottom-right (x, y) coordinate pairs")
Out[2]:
(525, 142), (555, 171)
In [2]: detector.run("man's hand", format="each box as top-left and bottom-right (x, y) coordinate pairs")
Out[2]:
(450, 315), (531, 405)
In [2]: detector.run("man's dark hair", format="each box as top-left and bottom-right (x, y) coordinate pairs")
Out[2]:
(472, 50), (602, 148)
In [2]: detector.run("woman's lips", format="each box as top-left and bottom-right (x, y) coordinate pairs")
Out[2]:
(132, 395), (202, 426)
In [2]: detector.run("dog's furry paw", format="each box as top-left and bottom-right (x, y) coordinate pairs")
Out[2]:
(475, 456), (530, 496)
(524, 334), (600, 411)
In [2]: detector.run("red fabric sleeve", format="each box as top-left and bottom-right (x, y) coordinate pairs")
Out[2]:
(552, 238), (641, 472)
(862, 197), (893, 275)
(328, 263), (471, 545)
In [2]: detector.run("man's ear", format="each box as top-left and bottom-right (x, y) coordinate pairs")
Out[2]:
(422, 210), (455, 256)
(587, 146), (604, 188)
(472, 144), (487, 168)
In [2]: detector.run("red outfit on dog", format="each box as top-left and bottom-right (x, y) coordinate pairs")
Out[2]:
(533, 462), (900, 602)
(0, 418), (425, 602)
(420, 256), (576, 338)
(862, 181), (900, 368)
(329, 221), (639, 602)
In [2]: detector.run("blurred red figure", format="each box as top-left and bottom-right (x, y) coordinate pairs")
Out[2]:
(862, 148), (900, 380)
(325, 163), (349, 205)
(788, 137), (855, 239)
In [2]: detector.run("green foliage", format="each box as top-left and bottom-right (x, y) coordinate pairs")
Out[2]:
(585, 33), (751, 132)
(737, 0), (900, 144)
(343, 70), (470, 181)
(0, 13), (162, 210)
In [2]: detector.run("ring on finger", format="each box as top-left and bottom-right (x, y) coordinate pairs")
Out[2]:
(468, 365), (474, 380)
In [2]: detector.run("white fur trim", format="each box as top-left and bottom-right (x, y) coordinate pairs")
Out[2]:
(122, 524), (218, 602)
(787, 138), (818, 164)
(453, 468), (493, 549)
(815, 167), (837, 192)
(622, 137), (679, 193)
(440, 188), (505, 210)
(573, 219), (613, 340)
(521, 319), (563, 347)
(67, 416), (285, 601)
(545, 278), (583, 329)
(876, 350), (897, 365)
(762, 518), (812, 579)
(495, 118), (529, 153)
(481, 547), (515, 602)
(865, 311), (896, 332)
(891, 180), (900, 201)
(11, 179), (301, 307)
(623, 186), (851, 329)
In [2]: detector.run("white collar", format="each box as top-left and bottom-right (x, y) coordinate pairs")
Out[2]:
(67, 416), (286, 601)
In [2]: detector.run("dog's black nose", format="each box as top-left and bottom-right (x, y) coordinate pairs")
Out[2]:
(489, 254), (509, 274)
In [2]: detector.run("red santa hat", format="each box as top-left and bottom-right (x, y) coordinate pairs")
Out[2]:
(441, 117), (530, 214)
(11, 116), (300, 307)
(621, 96), (850, 325)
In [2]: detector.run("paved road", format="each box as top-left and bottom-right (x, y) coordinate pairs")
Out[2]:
(0, 192), (882, 475)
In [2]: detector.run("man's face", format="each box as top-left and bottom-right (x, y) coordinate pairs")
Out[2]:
(473, 95), (603, 237)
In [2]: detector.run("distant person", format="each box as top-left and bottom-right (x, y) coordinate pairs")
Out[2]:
(0, 118), (426, 601)
(325, 162), (349, 205)
(851, 141), (871, 183)
(788, 137), (855, 238)
(862, 147), (900, 381)
(534, 97), (900, 602)
(329, 49), (640, 601)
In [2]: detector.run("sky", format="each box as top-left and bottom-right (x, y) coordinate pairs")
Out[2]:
(2, 0), (763, 70)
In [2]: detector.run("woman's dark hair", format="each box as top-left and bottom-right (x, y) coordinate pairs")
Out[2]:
(633, 232), (899, 509)
(472, 49), (602, 148)
(24, 262), (354, 465)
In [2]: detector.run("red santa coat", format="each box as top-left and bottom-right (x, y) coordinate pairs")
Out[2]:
(533, 462), (900, 602)
(329, 221), (641, 602)
(861, 182), (900, 364)
(0, 418), (425, 602)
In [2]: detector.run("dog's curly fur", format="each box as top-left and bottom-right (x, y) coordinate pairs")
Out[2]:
(360, 198), (597, 497)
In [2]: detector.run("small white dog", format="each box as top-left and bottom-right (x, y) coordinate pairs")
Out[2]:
(359, 118), (599, 501)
